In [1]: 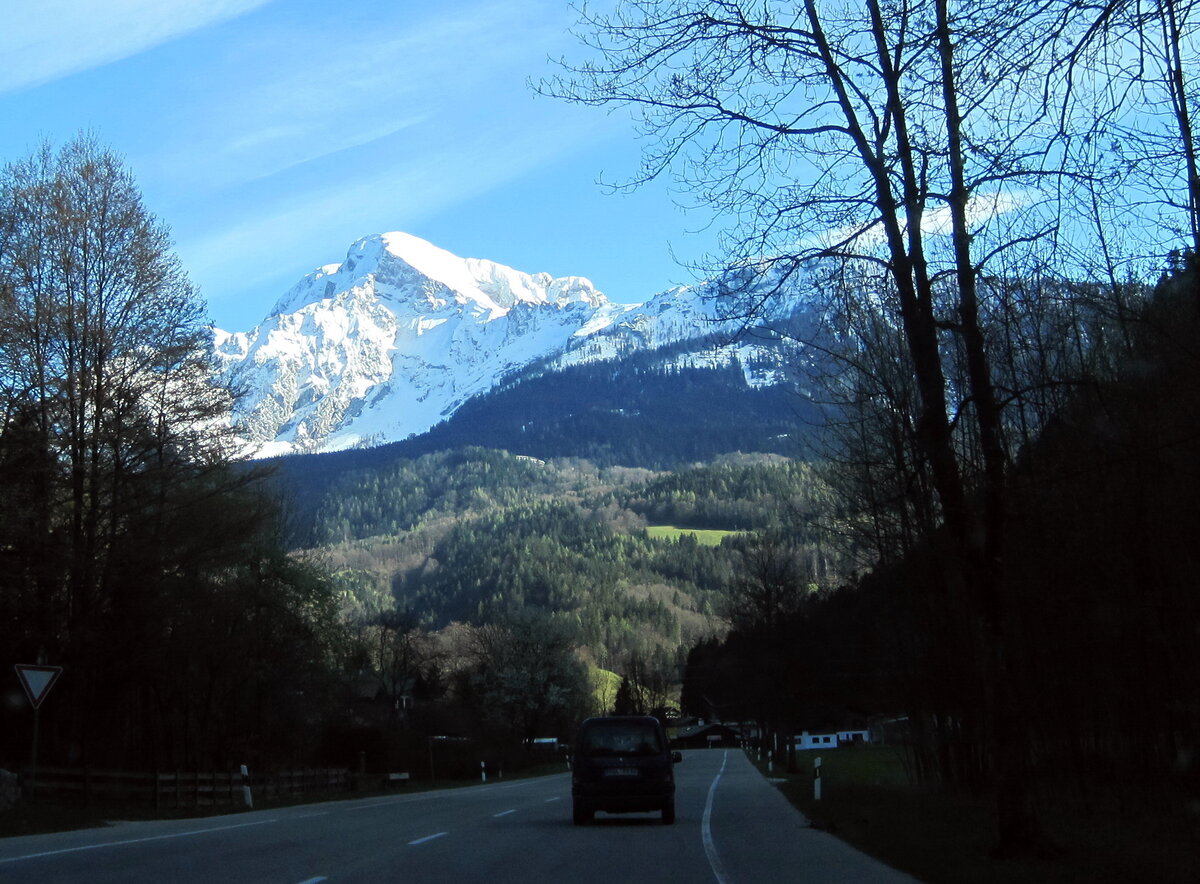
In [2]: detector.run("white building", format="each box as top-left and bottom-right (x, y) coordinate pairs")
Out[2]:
(795, 728), (871, 750)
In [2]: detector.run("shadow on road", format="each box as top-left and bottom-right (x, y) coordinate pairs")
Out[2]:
(575, 815), (673, 827)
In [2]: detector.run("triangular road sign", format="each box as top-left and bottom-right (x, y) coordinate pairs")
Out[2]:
(14, 664), (62, 709)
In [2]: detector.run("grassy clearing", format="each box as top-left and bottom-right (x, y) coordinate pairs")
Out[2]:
(590, 666), (621, 710)
(755, 747), (1200, 884)
(645, 525), (740, 546)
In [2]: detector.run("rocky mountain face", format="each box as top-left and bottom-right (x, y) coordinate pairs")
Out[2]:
(212, 231), (802, 457)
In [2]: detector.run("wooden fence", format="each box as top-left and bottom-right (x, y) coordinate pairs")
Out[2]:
(26, 766), (352, 809)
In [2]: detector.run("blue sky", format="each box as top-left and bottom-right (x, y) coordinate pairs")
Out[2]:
(0, 0), (717, 332)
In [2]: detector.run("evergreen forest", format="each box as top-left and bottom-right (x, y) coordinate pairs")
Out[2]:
(272, 447), (831, 672)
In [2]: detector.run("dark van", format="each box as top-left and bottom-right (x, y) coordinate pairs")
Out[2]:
(571, 716), (682, 825)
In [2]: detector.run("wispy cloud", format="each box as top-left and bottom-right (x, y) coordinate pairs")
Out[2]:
(812, 191), (1032, 252)
(151, 0), (577, 190)
(162, 0), (627, 321)
(0, 0), (638, 330)
(185, 111), (609, 325)
(0, 0), (271, 94)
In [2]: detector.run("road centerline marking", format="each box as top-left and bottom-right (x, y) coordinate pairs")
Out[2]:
(345, 793), (441, 811)
(492, 809), (517, 817)
(408, 832), (448, 846)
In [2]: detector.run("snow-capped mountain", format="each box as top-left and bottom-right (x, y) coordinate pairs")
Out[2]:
(213, 232), (797, 457)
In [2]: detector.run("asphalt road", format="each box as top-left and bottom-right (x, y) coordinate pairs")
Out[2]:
(0, 749), (918, 883)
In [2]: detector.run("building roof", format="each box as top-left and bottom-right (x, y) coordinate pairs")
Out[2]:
(675, 722), (742, 740)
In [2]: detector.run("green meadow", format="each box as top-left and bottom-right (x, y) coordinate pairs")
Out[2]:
(645, 525), (741, 546)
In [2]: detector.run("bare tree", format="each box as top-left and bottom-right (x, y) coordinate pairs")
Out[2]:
(0, 135), (234, 630)
(367, 609), (438, 717)
(0, 134), (244, 765)
(613, 650), (675, 716)
(544, 0), (1106, 853)
(465, 611), (592, 742)
(1062, 0), (1200, 269)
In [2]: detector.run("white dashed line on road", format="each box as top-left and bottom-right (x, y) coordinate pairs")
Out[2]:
(408, 832), (448, 846)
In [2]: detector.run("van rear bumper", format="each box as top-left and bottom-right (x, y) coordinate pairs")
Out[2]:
(573, 781), (674, 812)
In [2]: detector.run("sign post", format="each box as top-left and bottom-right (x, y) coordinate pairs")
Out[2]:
(813, 755), (823, 801)
(14, 664), (63, 800)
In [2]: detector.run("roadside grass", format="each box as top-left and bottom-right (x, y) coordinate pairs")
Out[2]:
(645, 525), (740, 546)
(0, 762), (570, 840)
(754, 747), (1200, 884)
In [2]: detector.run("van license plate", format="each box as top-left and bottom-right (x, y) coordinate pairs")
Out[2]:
(605, 768), (638, 777)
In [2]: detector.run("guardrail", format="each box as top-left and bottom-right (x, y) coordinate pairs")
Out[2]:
(25, 766), (352, 808)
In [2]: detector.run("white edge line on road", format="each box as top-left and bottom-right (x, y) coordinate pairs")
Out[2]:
(296, 878), (328, 884)
(408, 832), (448, 846)
(702, 751), (733, 884)
(0, 817), (280, 865)
(544, 797), (561, 803)
(492, 809), (517, 817)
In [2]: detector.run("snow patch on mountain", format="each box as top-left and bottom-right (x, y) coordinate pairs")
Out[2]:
(213, 232), (797, 457)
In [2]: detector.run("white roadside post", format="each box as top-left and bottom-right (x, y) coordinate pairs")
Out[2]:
(813, 756), (822, 801)
(241, 765), (253, 808)
(480, 761), (487, 783)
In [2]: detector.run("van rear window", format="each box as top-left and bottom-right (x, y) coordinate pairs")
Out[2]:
(581, 722), (664, 756)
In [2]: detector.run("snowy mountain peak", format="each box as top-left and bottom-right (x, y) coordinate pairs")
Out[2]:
(214, 232), (797, 457)
(269, 232), (607, 323)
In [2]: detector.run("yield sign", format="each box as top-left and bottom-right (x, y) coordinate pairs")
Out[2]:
(14, 664), (62, 709)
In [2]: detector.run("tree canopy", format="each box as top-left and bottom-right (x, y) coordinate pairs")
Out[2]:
(0, 136), (345, 770)
(550, 0), (1200, 856)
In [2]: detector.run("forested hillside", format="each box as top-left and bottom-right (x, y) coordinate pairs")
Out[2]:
(401, 336), (818, 468)
(267, 356), (814, 487)
(268, 446), (836, 673)
(612, 456), (829, 531)
(253, 349), (837, 677)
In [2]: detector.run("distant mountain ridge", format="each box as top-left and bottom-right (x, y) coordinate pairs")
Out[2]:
(213, 231), (807, 457)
